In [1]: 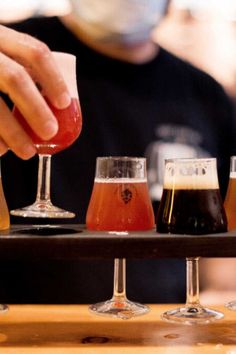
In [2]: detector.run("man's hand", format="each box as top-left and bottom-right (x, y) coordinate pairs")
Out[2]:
(0, 25), (71, 159)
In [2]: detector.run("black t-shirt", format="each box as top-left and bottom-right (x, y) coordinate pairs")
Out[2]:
(0, 17), (235, 304)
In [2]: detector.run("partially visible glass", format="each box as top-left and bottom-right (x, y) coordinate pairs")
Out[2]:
(224, 156), (236, 230)
(0, 162), (10, 232)
(86, 156), (155, 319)
(224, 156), (236, 310)
(156, 158), (227, 324)
(0, 159), (10, 313)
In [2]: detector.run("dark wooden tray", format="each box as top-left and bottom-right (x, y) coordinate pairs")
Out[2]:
(0, 224), (235, 260)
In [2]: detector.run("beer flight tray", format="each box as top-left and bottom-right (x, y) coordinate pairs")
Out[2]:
(0, 224), (235, 260)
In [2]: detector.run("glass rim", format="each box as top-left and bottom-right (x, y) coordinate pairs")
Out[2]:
(52, 51), (76, 60)
(165, 157), (216, 163)
(96, 156), (146, 162)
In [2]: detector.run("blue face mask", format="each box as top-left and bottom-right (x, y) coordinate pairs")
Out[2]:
(69, 0), (169, 45)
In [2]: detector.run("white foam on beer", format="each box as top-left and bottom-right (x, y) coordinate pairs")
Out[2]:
(163, 174), (219, 190)
(230, 172), (236, 178)
(94, 177), (147, 183)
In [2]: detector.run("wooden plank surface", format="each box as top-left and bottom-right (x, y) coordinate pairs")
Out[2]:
(0, 225), (235, 260)
(0, 304), (235, 353)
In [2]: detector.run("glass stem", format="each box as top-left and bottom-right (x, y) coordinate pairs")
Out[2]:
(36, 154), (52, 204)
(186, 257), (201, 307)
(112, 258), (127, 303)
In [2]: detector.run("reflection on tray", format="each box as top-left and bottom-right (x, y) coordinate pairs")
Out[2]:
(12, 225), (81, 236)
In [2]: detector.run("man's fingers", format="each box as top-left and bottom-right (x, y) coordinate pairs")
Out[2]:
(0, 25), (72, 158)
(0, 97), (36, 159)
(0, 52), (58, 140)
(0, 25), (71, 109)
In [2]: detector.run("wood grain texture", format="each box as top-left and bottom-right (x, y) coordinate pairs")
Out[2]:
(0, 304), (235, 353)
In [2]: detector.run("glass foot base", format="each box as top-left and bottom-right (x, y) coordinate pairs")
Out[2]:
(161, 305), (224, 325)
(225, 301), (236, 311)
(0, 304), (8, 313)
(10, 202), (75, 218)
(89, 298), (149, 319)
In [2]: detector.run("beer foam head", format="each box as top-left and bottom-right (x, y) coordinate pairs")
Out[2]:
(94, 177), (147, 183)
(230, 171), (236, 178)
(163, 158), (219, 190)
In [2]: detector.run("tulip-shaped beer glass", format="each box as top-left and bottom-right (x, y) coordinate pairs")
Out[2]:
(224, 156), (236, 310)
(11, 52), (82, 218)
(0, 160), (10, 313)
(86, 156), (155, 319)
(224, 156), (236, 231)
(157, 158), (227, 324)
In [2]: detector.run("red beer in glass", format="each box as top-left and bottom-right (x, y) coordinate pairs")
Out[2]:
(10, 52), (82, 218)
(13, 97), (82, 155)
(86, 156), (154, 319)
(86, 179), (154, 231)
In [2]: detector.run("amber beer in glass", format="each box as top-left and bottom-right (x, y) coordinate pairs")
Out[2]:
(0, 173), (9, 231)
(224, 156), (236, 231)
(157, 158), (227, 324)
(86, 156), (155, 319)
(224, 156), (236, 310)
(0, 160), (10, 313)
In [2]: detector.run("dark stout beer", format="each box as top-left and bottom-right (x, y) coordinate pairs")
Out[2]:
(156, 158), (227, 235)
(156, 188), (227, 234)
(157, 158), (226, 325)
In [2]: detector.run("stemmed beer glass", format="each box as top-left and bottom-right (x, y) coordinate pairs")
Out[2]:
(156, 158), (227, 324)
(224, 156), (236, 231)
(86, 156), (155, 319)
(11, 52), (82, 218)
(0, 160), (10, 313)
(224, 156), (236, 310)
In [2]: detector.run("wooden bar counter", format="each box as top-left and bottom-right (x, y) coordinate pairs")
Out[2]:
(0, 225), (236, 352)
(0, 304), (235, 353)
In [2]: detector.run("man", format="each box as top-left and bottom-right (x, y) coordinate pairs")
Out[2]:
(0, 0), (235, 304)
